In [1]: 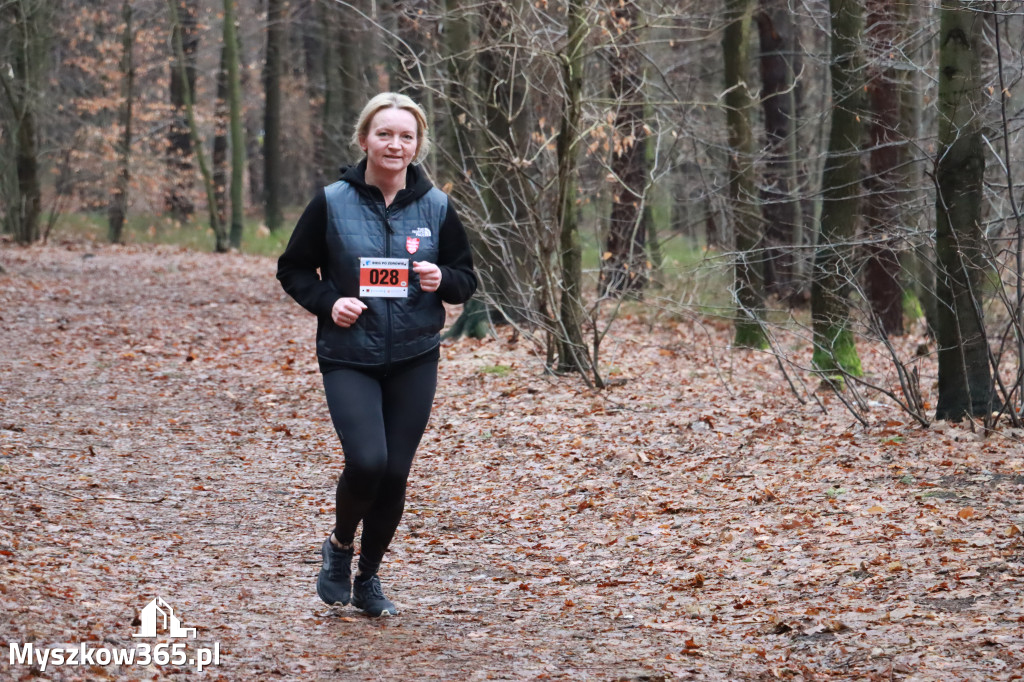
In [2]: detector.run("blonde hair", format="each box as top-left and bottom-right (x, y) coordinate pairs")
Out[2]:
(351, 92), (431, 163)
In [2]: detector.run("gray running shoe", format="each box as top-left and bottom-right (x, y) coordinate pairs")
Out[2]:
(316, 536), (353, 606)
(351, 574), (398, 616)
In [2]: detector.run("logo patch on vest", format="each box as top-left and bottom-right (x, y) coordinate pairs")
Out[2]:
(412, 227), (431, 238)
(406, 237), (420, 254)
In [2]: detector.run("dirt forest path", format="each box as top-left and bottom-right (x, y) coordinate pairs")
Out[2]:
(1, 244), (1022, 681)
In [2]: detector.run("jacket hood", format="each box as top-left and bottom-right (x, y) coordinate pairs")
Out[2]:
(338, 159), (434, 208)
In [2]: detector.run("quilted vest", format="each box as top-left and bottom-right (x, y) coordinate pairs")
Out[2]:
(318, 180), (448, 368)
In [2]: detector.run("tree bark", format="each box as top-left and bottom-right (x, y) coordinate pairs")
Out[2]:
(474, 0), (532, 327)
(600, 0), (648, 298)
(167, 0), (224, 249)
(263, 0), (284, 233)
(755, 0), (800, 300)
(863, 0), (904, 337)
(387, 0), (426, 100)
(108, 0), (134, 244)
(440, 0), (476, 189)
(166, 0), (197, 220)
(897, 0), (934, 333)
(934, 2), (996, 421)
(556, 0), (590, 378)
(442, 0), (505, 338)
(320, 2), (360, 185)
(724, 0), (768, 349)
(14, 98), (42, 245)
(223, 0), (245, 250)
(213, 45), (229, 228)
(811, 0), (865, 380)
(1, 0), (47, 244)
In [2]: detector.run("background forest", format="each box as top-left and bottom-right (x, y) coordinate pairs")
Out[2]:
(3, 3), (1024, 678)
(2, 0), (1024, 426)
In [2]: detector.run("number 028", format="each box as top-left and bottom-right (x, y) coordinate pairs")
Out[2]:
(368, 268), (400, 286)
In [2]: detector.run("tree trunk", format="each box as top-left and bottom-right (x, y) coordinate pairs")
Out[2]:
(443, 297), (491, 340)
(243, 63), (264, 208)
(440, 0), (476, 189)
(167, 0), (224, 249)
(474, 0), (532, 326)
(441, 0), (488, 339)
(600, 0), (648, 298)
(724, 0), (767, 349)
(387, 0), (425, 99)
(14, 99), (42, 245)
(223, 0), (245, 250)
(556, 0), (590, 377)
(755, 0), (800, 300)
(263, 0), (284, 233)
(440, 1), (536, 338)
(387, 0), (431, 171)
(863, 0), (904, 337)
(108, 0), (134, 244)
(811, 0), (865, 380)
(213, 46), (229, 228)
(1, 0), (47, 244)
(320, 2), (360, 185)
(166, 0), (197, 220)
(898, 0), (934, 333)
(934, 2), (996, 421)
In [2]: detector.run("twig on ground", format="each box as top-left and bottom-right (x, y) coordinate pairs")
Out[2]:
(35, 483), (166, 504)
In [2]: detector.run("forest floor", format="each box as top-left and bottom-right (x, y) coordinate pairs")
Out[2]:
(1, 243), (1023, 681)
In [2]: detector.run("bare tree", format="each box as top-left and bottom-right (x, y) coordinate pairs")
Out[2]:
(755, 0), (802, 301)
(600, 0), (648, 297)
(165, 0), (197, 220)
(108, 0), (134, 244)
(447, 0), (535, 338)
(895, 0), (934, 334)
(723, 0), (767, 349)
(990, 0), (1024, 418)
(0, 0), (50, 244)
(435, 0), (491, 340)
(223, 0), (244, 250)
(263, 0), (285, 233)
(555, 0), (590, 376)
(167, 0), (224, 249)
(213, 41), (228, 227)
(934, 1), (996, 421)
(319, 0), (362, 186)
(863, 0), (905, 337)
(811, 0), (865, 382)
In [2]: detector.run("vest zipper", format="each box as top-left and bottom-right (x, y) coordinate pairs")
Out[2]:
(383, 205), (393, 373)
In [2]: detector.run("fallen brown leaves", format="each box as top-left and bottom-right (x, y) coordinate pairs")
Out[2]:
(1, 244), (1022, 681)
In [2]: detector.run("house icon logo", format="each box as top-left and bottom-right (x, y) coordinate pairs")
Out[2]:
(132, 597), (197, 639)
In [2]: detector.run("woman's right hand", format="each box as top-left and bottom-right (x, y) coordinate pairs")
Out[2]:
(331, 297), (368, 328)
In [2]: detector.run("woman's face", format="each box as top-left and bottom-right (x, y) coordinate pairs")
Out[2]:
(360, 107), (419, 177)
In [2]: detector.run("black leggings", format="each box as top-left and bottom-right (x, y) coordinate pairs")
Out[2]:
(322, 358), (438, 576)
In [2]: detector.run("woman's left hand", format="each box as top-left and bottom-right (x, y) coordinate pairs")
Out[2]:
(413, 261), (442, 293)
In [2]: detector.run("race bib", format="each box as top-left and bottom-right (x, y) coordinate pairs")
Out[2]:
(359, 257), (409, 298)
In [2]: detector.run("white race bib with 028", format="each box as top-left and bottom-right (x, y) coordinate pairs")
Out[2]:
(359, 257), (409, 298)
